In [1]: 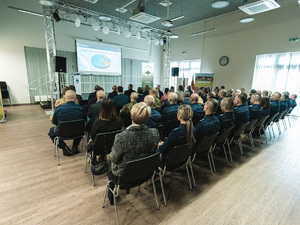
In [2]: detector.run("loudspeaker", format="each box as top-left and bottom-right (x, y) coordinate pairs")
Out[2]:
(171, 67), (179, 77)
(55, 56), (67, 73)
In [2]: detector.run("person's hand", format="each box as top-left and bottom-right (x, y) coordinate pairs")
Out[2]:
(158, 141), (164, 146)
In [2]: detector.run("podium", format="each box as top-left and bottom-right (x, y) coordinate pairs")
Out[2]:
(0, 87), (7, 123)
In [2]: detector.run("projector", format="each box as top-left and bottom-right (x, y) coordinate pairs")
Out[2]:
(161, 20), (173, 27)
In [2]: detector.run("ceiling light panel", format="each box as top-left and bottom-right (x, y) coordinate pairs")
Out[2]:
(84, 0), (99, 3)
(159, 0), (173, 7)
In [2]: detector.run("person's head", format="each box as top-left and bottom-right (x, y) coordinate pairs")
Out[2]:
(221, 97), (234, 112)
(241, 92), (248, 99)
(130, 92), (138, 102)
(261, 97), (271, 110)
(220, 85), (225, 90)
(112, 85), (117, 91)
(149, 88), (157, 97)
(144, 85), (149, 91)
(187, 85), (191, 90)
(69, 85), (76, 92)
(207, 92), (216, 99)
(240, 88), (245, 94)
(257, 90), (262, 95)
(156, 85), (161, 90)
(190, 93), (199, 104)
(232, 92), (239, 100)
(117, 86), (123, 93)
(290, 94), (297, 100)
(177, 104), (195, 149)
(61, 86), (69, 96)
(130, 102), (151, 125)
(168, 92), (178, 104)
(94, 85), (102, 92)
(183, 91), (190, 98)
(234, 94), (247, 106)
(204, 98), (218, 114)
(64, 90), (76, 102)
(214, 87), (220, 94)
(96, 90), (106, 101)
(197, 89), (203, 97)
(164, 88), (169, 95)
(271, 92), (281, 101)
(250, 89), (257, 96)
(137, 87), (143, 94)
(99, 98), (117, 121)
(262, 90), (269, 97)
(144, 95), (154, 108)
(251, 93), (261, 104)
(170, 86), (174, 92)
(227, 89), (233, 96)
(128, 84), (133, 90)
(178, 85), (184, 92)
(218, 89), (227, 98)
(282, 91), (289, 101)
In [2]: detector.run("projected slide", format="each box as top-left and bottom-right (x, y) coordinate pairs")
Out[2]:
(76, 39), (121, 75)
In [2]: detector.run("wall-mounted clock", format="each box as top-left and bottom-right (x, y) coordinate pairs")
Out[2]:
(219, 56), (229, 66)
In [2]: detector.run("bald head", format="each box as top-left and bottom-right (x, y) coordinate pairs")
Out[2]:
(130, 92), (138, 101)
(144, 95), (154, 107)
(65, 90), (76, 102)
(96, 90), (106, 101)
(190, 93), (199, 103)
(168, 92), (178, 104)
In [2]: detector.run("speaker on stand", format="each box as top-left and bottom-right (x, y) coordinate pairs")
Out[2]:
(55, 56), (67, 98)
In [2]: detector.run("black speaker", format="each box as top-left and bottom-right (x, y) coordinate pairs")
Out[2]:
(171, 67), (179, 77)
(55, 56), (66, 73)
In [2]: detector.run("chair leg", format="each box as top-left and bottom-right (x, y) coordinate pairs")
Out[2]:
(226, 140), (233, 163)
(222, 144), (228, 162)
(84, 152), (88, 173)
(92, 173), (95, 186)
(189, 158), (196, 187)
(151, 172), (160, 210)
(159, 171), (167, 207)
(113, 187), (120, 225)
(185, 163), (192, 190)
(271, 125), (275, 138)
(210, 151), (216, 173)
(249, 133), (254, 148)
(55, 141), (60, 166)
(288, 116), (291, 127)
(207, 152), (213, 175)
(258, 129), (263, 144)
(276, 122), (281, 135)
(238, 138), (243, 155)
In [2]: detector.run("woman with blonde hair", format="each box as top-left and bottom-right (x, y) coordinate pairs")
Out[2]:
(158, 104), (196, 162)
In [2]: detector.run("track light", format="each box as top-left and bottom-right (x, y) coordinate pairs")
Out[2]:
(53, 10), (61, 22)
(92, 22), (100, 31)
(102, 23), (110, 34)
(75, 17), (81, 27)
(136, 30), (141, 40)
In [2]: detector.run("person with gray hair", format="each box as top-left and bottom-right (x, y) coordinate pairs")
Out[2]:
(233, 94), (250, 127)
(182, 91), (191, 105)
(262, 90), (269, 97)
(87, 90), (106, 132)
(270, 91), (281, 117)
(217, 97), (235, 131)
(161, 92), (179, 125)
(249, 93), (262, 120)
(144, 95), (162, 128)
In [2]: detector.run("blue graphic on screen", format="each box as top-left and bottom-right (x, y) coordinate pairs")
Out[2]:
(91, 54), (111, 69)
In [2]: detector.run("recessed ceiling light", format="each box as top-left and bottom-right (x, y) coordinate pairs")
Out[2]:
(98, 15), (112, 21)
(240, 17), (254, 23)
(39, 0), (54, 6)
(212, 0), (229, 9)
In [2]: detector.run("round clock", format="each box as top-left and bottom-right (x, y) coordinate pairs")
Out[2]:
(219, 56), (229, 66)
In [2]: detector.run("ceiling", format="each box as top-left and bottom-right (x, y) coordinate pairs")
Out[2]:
(56, 0), (250, 31)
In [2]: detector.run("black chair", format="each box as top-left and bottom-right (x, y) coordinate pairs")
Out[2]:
(214, 127), (234, 163)
(264, 112), (279, 140)
(253, 115), (269, 144)
(274, 110), (287, 135)
(162, 120), (180, 139)
(158, 144), (194, 206)
(102, 152), (160, 225)
(192, 133), (219, 174)
(230, 122), (249, 156)
(155, 124), (164, 141)
(280, 109), (290, 131)
(0, 81), (12, 106)
(243, 119), (258, 148)
(54, 119), (86, 166)
(85, 129), (123, 186)
(285, 108), (294, 127)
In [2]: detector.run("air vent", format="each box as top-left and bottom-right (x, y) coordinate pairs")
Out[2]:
(129, 12), (160, 24)
(84, 0), (99, 4)
(239, 0), (280, 15)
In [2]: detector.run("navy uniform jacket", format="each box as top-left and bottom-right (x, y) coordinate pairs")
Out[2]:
(202, 94), (207, 103)
(161, 104), (179, 125)
(286, 98), (292, 109)
(182, 98), (191, 105)
(52, 101), (86, 129)
(191, 103), (204, 123)
(108, 91), (118, 99)
(249, 104), (262, 120)
(124, 89), (136, 98)
(195, 114), (220, 142)
(113, 94), (129, 108)
(280, 100), (287, 112)
(158, 124), (196, 159)
(233, 105), (250, 126)
(218, 97), (223, 105)
(137, 94), (145, 103)
(270, 100), (280, 116)
(143, 91), (149, 96)
(262, 108), (270, 117)
(291, 99), (297, 109)
(247, 97), (251, 105)
(217, 112), (235, 131)
(145, 108), (162, 128)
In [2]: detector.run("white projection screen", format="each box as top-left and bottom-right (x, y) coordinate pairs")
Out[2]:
(75, 38), (122, 75)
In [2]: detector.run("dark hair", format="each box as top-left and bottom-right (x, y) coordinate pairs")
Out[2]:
(240, 92), (248, 99)
(178, 85), (184, 91)
(69, 85), (76, 92)
(261, 97), (271, 109)
(283, 91), (289, 100)
(117, 86), (123, 93)
(99, 98), (117, 121)
(206, 98), (218, 112)
(61, 86), (69, 95)
(238, 94), (247, 104)
(137, 87), (143, 94)
(164, 88), (169, 94)
(250, 89), (257, 94)
(221, 85), (225, 89)
(222, 97), (234, 111)
(94, 85), (103, 91)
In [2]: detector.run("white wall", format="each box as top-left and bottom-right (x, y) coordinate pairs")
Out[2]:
(0, 0), (162, 104)
(170, 0), (300, 92)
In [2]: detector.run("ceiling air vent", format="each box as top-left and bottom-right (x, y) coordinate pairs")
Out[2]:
(130, 12), (160, 24)
(84, 0), (99, 3)
(239, 0), (280, 15)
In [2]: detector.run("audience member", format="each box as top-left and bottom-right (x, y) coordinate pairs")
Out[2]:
(202, 88), (209, 102)
(261, 96), (271, 116)
(120, 92), (138, 127)
(290, 94), (297, 109)
(233, 94), (250, 127)
(218, 89), (227, 106)
(160, 88), (169, 103)
(279, 92), (288, 113)
(158, 104), (196, 162)
(149, 88), (161, 109)
(113, 86), (129, 113)
(177, 85), (184, 103)
(143, 85), (149, 96)
(207, 92), (216, 100)
(182, 91), (191, 105)
(169, 86), (175, 92)
(48, 90), (86, 156)
(270, 92), (281, 117)
(137, 87), (145, 103)
(187, 85), (193, 95)
(256, 90), (262, 96)
(220, 85), (225, 90)
(87, 85), (104, 111)
(190, 93), (204, 124)
(247, 89), (257, 105)
(161, 92), (179, 125)
(240, 88), (246, 95)
(262, 90), (269, 97)
(107, 85), (118, 99)
(227, 89), (233, 98)
(87, 90), (106, 132)
(144, 95), (162, 128)
(55, 86), (69, 108)
(69, 85), (83, 105)
(195, 98), (220, 142)
(249, 93), (262, 120)
(283, 91), (291, 110)
(156, 85), (164, 99)
(196, 90), (204, 104)
(124, 84), (136, 98)
(214, 87), (220, 99)
(217, 97), (235, 131)
(107, 102), (159, 205)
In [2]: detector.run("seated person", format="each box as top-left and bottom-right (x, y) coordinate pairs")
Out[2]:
(137, 87), (145, 103)
(195, 98), (220, 143)
(156, 85), (164, 99)
(233, 94), (250, 127)
(86, 85), (104, 112)
(149, 88), (161, 109)
(160, 88), (169, 104)
(284, 92), (292, 110)
(158, 104), (196, 162)
(217, 97), (235, 131)
(69, 85), (83, 105)
(107, 102), (160, 205)
(124, 84), (136, 98)
(270, 92), (281, 117)
(144, 95), (162, 128)
(182, 91), (191, 105)
(177, 85), (184, 104)
(261, 96), (271, 116)
(143, 85), (149, 96)
(87, 90), (106, 133)
(249, 93), (262, 120)
(120, 92), (138, 127)
(189, 93), (204, 125)
(262, 90), (269, 97)
(247, 89), (257, 105)
(161, 92), (179, 125)
(107, 85), (118, 99)
(187, 85), (193, 95)
(290, 94), (297, 110)
(55, 86), (69, 108)
(279, 92), (289, 113)
(227, 89), (234, 98)
(48, 90), (86, 156)
(113, 86), (130, 113)
(218, 89), (227, 105)
(88, 98), (122, 152)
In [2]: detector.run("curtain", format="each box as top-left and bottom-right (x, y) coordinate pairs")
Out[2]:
(252, 52), (300, 116)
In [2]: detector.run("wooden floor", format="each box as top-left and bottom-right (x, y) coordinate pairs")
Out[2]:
(1, 105), (300, 225)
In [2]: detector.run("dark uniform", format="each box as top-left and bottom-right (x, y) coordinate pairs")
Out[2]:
(217, 112), (235, 131)
(161, 104), (179, 125)
(191, 103), (204, 124)
(249, 104), (262, 120)
(233, 105), (250, 127)
(270, 100), (280, 117)
(145, 108), (162, 128)
(195, 114), (220, 142)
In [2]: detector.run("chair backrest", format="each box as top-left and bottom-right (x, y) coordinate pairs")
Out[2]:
(255, 115), (269, 128)
(265, 112), (279, 125)
(215, 127), (234, 144)
(92, 129), (123, 156)
(0, 81), (8, 90)
(120, 152), (160, 184)
(194, 133), (219, 154)
(232, 122), (249, 138)
(165, 144), (192, 171)
(274, 110), (286, 122)
(155, 124), (164, 141)
(163, 120), (180, 138)
(244, 119), (258, 133)
(281, 109), (290, 119)
(57, 119), (86, 138)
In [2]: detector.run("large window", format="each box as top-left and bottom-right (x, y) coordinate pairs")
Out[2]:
(252, 53), (300, 116)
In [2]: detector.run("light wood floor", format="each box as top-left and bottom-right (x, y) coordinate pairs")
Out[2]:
(1, 105), (300, 225)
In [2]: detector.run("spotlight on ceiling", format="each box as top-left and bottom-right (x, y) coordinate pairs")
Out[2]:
(212, 0), (229, 9)
(39, 0), (54, 6)
(102, 24), (110, 34)
(239, 17), (254, 23)
(92, 22), (100, 31)
(98, 15), (112, 21)
(53, 10), (61, 22)
(75, 17), (81, 27)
